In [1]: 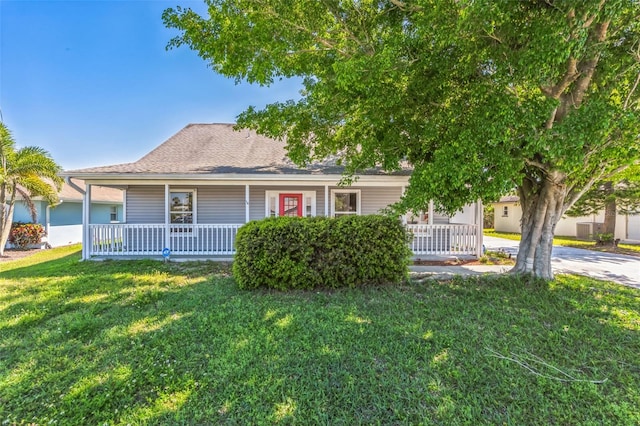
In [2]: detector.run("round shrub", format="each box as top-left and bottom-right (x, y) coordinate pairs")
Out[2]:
(233, 215), (411, 290)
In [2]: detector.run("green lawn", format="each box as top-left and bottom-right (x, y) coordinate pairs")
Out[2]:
(1, 246), (639, 425)
(484, 229), (640, 255)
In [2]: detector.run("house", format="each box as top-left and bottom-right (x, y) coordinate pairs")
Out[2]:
(61, 123), (483, 260)
(493, 196), (640, 242)
(11, 178), (124, 248)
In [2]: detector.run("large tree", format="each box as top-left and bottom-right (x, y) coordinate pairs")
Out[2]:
(164, 0), (640, 279)
(0, 123), (63, 255)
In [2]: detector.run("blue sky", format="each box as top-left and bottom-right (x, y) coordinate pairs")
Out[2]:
(0, 0), (300, 170)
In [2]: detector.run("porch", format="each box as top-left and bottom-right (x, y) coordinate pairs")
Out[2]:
(87, 223), (482, 258)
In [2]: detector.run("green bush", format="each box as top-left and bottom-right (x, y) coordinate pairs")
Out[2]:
(8, 222), (46, 249)
(233, 215), (412, 290)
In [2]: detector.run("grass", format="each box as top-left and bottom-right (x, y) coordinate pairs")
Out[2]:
(1, 246), (639, 425)
(484, 229), (640, 255)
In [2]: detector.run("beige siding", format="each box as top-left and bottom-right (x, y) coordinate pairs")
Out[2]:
(627, 215), (640, 241)
(493, 202), (522, 233)
(126, 186), (164, 224)
(197, 186), (245, 223)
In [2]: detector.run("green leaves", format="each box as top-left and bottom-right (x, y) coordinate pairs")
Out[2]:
(233, 215), (411, 290)
(0, 122), (64, 253)
(164, 0), (640, 219)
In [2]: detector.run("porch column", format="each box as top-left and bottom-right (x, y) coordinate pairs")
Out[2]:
(82, 184), (92, 260)
(245, 185), (250, 223)
(428, 200), (434, 225)
(476, 199), (484, 258)
(324, 185), (329, 217)
(401, 186), (406, 224)
(164, 184), (170, 250)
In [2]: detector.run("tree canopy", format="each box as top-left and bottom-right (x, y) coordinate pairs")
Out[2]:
(164, 0), (640, 278)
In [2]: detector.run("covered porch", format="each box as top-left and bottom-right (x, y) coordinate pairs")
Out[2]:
(80, 181), (484, 260)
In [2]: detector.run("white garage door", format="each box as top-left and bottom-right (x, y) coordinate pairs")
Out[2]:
(628, 214), (640, 241)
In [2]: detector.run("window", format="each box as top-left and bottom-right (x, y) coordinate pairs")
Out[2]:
(331, 189), (360, 217)
(502, 206), (509, 217)
(170, 190), (195, 224)
(109, 206), (118, 222)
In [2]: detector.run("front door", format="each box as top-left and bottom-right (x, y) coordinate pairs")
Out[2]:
(279, 193), (303, 217)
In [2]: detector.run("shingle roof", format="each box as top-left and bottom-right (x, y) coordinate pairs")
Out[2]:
(60, 179), (123, 203)
(17, 178), (123, 203)
(65, 123), (408, 176)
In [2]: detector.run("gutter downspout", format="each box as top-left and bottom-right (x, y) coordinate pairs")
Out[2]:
(45, 200), (63, 248)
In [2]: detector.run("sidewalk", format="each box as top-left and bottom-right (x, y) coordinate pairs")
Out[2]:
(409, 264), (510, 280)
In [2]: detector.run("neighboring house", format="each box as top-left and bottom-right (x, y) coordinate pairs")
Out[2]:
(62, 123), (484, 260)
(11, 179), (124, 248)
(493, 196), (640, 242)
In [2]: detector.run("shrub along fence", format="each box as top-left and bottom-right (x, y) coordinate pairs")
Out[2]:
(233, 215), (412, 290)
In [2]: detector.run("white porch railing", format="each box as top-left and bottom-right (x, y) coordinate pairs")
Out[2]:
(406, 224), (480, 256)
(88, 223), (480, 258)
(88, 224), (241, 257)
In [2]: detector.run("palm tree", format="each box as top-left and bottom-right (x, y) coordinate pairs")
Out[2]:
(0, 122), (63, 255)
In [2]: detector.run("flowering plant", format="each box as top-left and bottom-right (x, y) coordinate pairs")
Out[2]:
(8, 222), (46, 249)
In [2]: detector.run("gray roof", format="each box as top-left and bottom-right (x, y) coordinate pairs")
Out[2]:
(66, 123), (408, 176)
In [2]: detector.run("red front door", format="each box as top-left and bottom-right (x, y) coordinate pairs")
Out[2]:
(279, 194), (303, 217)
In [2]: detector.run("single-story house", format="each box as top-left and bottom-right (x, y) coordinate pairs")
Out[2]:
(493, 196), (640, 242)
(62, 123), (484, 260)
(11, 178), (124, 248)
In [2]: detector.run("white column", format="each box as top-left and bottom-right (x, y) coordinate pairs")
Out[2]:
(401, 186), (407, 224)
(122, 189), (127, 223)
(324, 185), (329, 217)
(428, 200), (434, 225)
(164, 184), (170, 250)
(476, 198), (484, 258)
(82, 184), (92, 260)
(245, 185), (250, 223)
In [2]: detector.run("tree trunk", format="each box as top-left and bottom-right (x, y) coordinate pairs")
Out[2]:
(511, 173), (566, 280)
(603, 181), (616, 239)
(0, 202), (15, 256)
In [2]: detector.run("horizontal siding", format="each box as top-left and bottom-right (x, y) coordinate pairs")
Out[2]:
(433, 211), (450, 224)
(359, 187), (402, 215)
(126, 186), (165, 224)
(197, 186), (245, 223)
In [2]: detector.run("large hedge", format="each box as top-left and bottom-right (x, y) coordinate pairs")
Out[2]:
(233, 215), (412, 290)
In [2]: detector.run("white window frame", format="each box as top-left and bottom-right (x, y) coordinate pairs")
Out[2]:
(331, 189), (361, 217)
(169, 189), (197, 233)
(265, 190), (316, 218)
(502, 206), (509, 217)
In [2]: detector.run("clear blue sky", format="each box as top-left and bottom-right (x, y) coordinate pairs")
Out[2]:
(0, 0), (300, 170)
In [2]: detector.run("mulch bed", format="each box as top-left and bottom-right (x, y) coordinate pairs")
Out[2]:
(0, 248), (43, 262)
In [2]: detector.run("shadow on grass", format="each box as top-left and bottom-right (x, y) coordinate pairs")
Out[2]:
(1, 254), (639, 424)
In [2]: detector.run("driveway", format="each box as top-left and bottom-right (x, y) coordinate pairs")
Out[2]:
(483, 236), (640, 288)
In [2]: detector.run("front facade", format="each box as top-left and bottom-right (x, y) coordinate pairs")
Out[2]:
(64, 124), (483, 260)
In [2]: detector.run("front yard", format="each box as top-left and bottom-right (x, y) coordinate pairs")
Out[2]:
(1, 246), (639, 424)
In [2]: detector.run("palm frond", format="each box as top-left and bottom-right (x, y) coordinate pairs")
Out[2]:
(15, 186), (38, 222)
